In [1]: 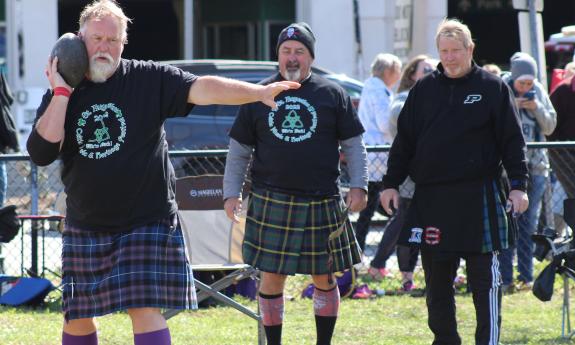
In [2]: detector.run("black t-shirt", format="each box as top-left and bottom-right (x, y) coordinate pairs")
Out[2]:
(230, 73), (364, 197)
(34, 59), (196, 232)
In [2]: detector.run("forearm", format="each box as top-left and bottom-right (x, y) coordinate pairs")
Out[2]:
(223, 138), (253, 199)
(501, 131), (528, 192)
(531, 100), (557, 136)
(188, 76), (264, 106)
(35, 96), (68, 143)
(340, 135), (368, 191)
(26, 95), (68, 166)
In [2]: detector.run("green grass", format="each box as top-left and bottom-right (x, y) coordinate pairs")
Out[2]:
(1, 275), (575, 345)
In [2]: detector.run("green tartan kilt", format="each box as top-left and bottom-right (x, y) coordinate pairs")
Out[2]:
(242, 187), (362, 275)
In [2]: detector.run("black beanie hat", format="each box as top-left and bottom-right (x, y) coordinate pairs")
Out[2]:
(276, 22), (315, 58)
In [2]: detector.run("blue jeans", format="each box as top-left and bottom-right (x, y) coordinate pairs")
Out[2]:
(499, 174), (546, 284)
(0, 161), (6, 206)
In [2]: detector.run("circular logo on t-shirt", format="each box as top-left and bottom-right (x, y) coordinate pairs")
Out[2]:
(268, 96), (317, 143)
(75, 103), (127, 159)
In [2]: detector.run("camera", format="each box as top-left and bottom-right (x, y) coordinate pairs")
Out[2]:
(524, 89), (536, 100)
(532, 227), (557, 262)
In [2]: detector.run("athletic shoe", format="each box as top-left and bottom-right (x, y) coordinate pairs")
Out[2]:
(400, 280), (416, 293)
(368, 267), (391, 281)
(352, 284), (373, 299)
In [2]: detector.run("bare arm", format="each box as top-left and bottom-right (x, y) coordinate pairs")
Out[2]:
(35, 57), (72, 145)
(188, 76), (299, 108)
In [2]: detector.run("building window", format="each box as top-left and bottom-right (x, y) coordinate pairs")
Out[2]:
(203, 23), (257, 60)
(266, 21), (290, 61)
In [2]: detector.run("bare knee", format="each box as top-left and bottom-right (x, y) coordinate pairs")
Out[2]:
(127, 307), (161, 319)
(63, 318), (97, 336)
(312, 274), (336, 290)
(127, 308), (166, 334)
(260, 272), (287, 295)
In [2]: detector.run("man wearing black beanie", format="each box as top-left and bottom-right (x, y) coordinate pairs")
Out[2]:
(276, 22), (316, 58)
(224, 22), (368, 345)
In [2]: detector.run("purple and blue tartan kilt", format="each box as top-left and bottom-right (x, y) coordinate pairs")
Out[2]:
(242, 187), (362, 275)
(61, 217), (197, 320)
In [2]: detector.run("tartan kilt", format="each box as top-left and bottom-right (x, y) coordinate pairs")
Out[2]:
(61, 217), (197, 320)
(242, 187), (362, 275)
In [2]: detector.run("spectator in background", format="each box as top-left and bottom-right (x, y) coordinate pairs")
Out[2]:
(380, 19), (529, 345)
(482, 63), (502, 77)
(547, 60), (575, 235)
(366, 55), (437, 291)
(549, 62), (575, 199)
(563, 61), (575, 80)
(550, 61), (575, 94)
(499, 52), (557, 292)
(355, 53), (401, 280)
(0, 72), (20, 206)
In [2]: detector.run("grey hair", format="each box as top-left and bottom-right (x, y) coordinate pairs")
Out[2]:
(79, 0), (132, 42)
(435, 18), (475, 50)
(370, 53), (401, 77)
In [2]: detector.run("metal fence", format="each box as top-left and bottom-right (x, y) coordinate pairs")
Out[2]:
(1, 143), (574, 284)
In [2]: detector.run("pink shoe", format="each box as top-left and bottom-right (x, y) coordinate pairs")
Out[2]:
(352, 284), (373, 299)
(453, 275), (467, 289)
(368, 267), (391, 281)
(399, 280), (416, 293)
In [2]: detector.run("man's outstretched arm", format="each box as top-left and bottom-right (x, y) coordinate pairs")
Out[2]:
(188, 76), (299, 108)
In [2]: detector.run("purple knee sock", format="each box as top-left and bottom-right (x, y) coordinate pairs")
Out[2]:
(62, 332), (98, 345)
(134, 328), (171, 345)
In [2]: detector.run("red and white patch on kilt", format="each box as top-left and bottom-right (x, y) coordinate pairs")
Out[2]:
(424, 227), (441, 245)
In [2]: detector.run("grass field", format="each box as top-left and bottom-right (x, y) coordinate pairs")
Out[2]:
(1, 272), (574, 345)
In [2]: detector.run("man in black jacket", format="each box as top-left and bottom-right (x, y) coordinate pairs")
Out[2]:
(380, 19), (529, 345)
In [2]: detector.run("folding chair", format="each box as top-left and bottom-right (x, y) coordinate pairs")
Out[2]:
(163, 175), (264, 345)
(559, 199), (575, 338)
(533, 198), (575, 338)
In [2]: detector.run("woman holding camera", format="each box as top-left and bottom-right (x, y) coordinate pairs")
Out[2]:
(499, 52), (557, 293)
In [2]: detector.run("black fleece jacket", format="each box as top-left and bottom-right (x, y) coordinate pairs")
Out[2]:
(383, 62), (528, 191)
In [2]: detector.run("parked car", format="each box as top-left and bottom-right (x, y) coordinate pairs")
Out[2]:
(161, 59), (364, 176)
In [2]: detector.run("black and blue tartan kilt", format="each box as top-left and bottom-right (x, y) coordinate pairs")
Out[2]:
(61, 217), (197, 320)
(242, 187), (362, 275)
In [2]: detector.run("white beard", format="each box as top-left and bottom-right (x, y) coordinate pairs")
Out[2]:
(89, 53), (118, 83)
(283, 69), (301, 82)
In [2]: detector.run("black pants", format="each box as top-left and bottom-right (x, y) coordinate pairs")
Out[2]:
(421, 248), (501, 345)
(355, 181), (382, 251)
(371, 198), (419, 271)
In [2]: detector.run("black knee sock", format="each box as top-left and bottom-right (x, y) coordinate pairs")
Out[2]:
(259, 292), (284, 345)
(313, 286), (339, 345)
(264, 324), (282, 345)
(315, 315), (337, 345)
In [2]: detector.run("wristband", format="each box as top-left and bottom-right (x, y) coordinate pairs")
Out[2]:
(53, 87), (71, 98)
